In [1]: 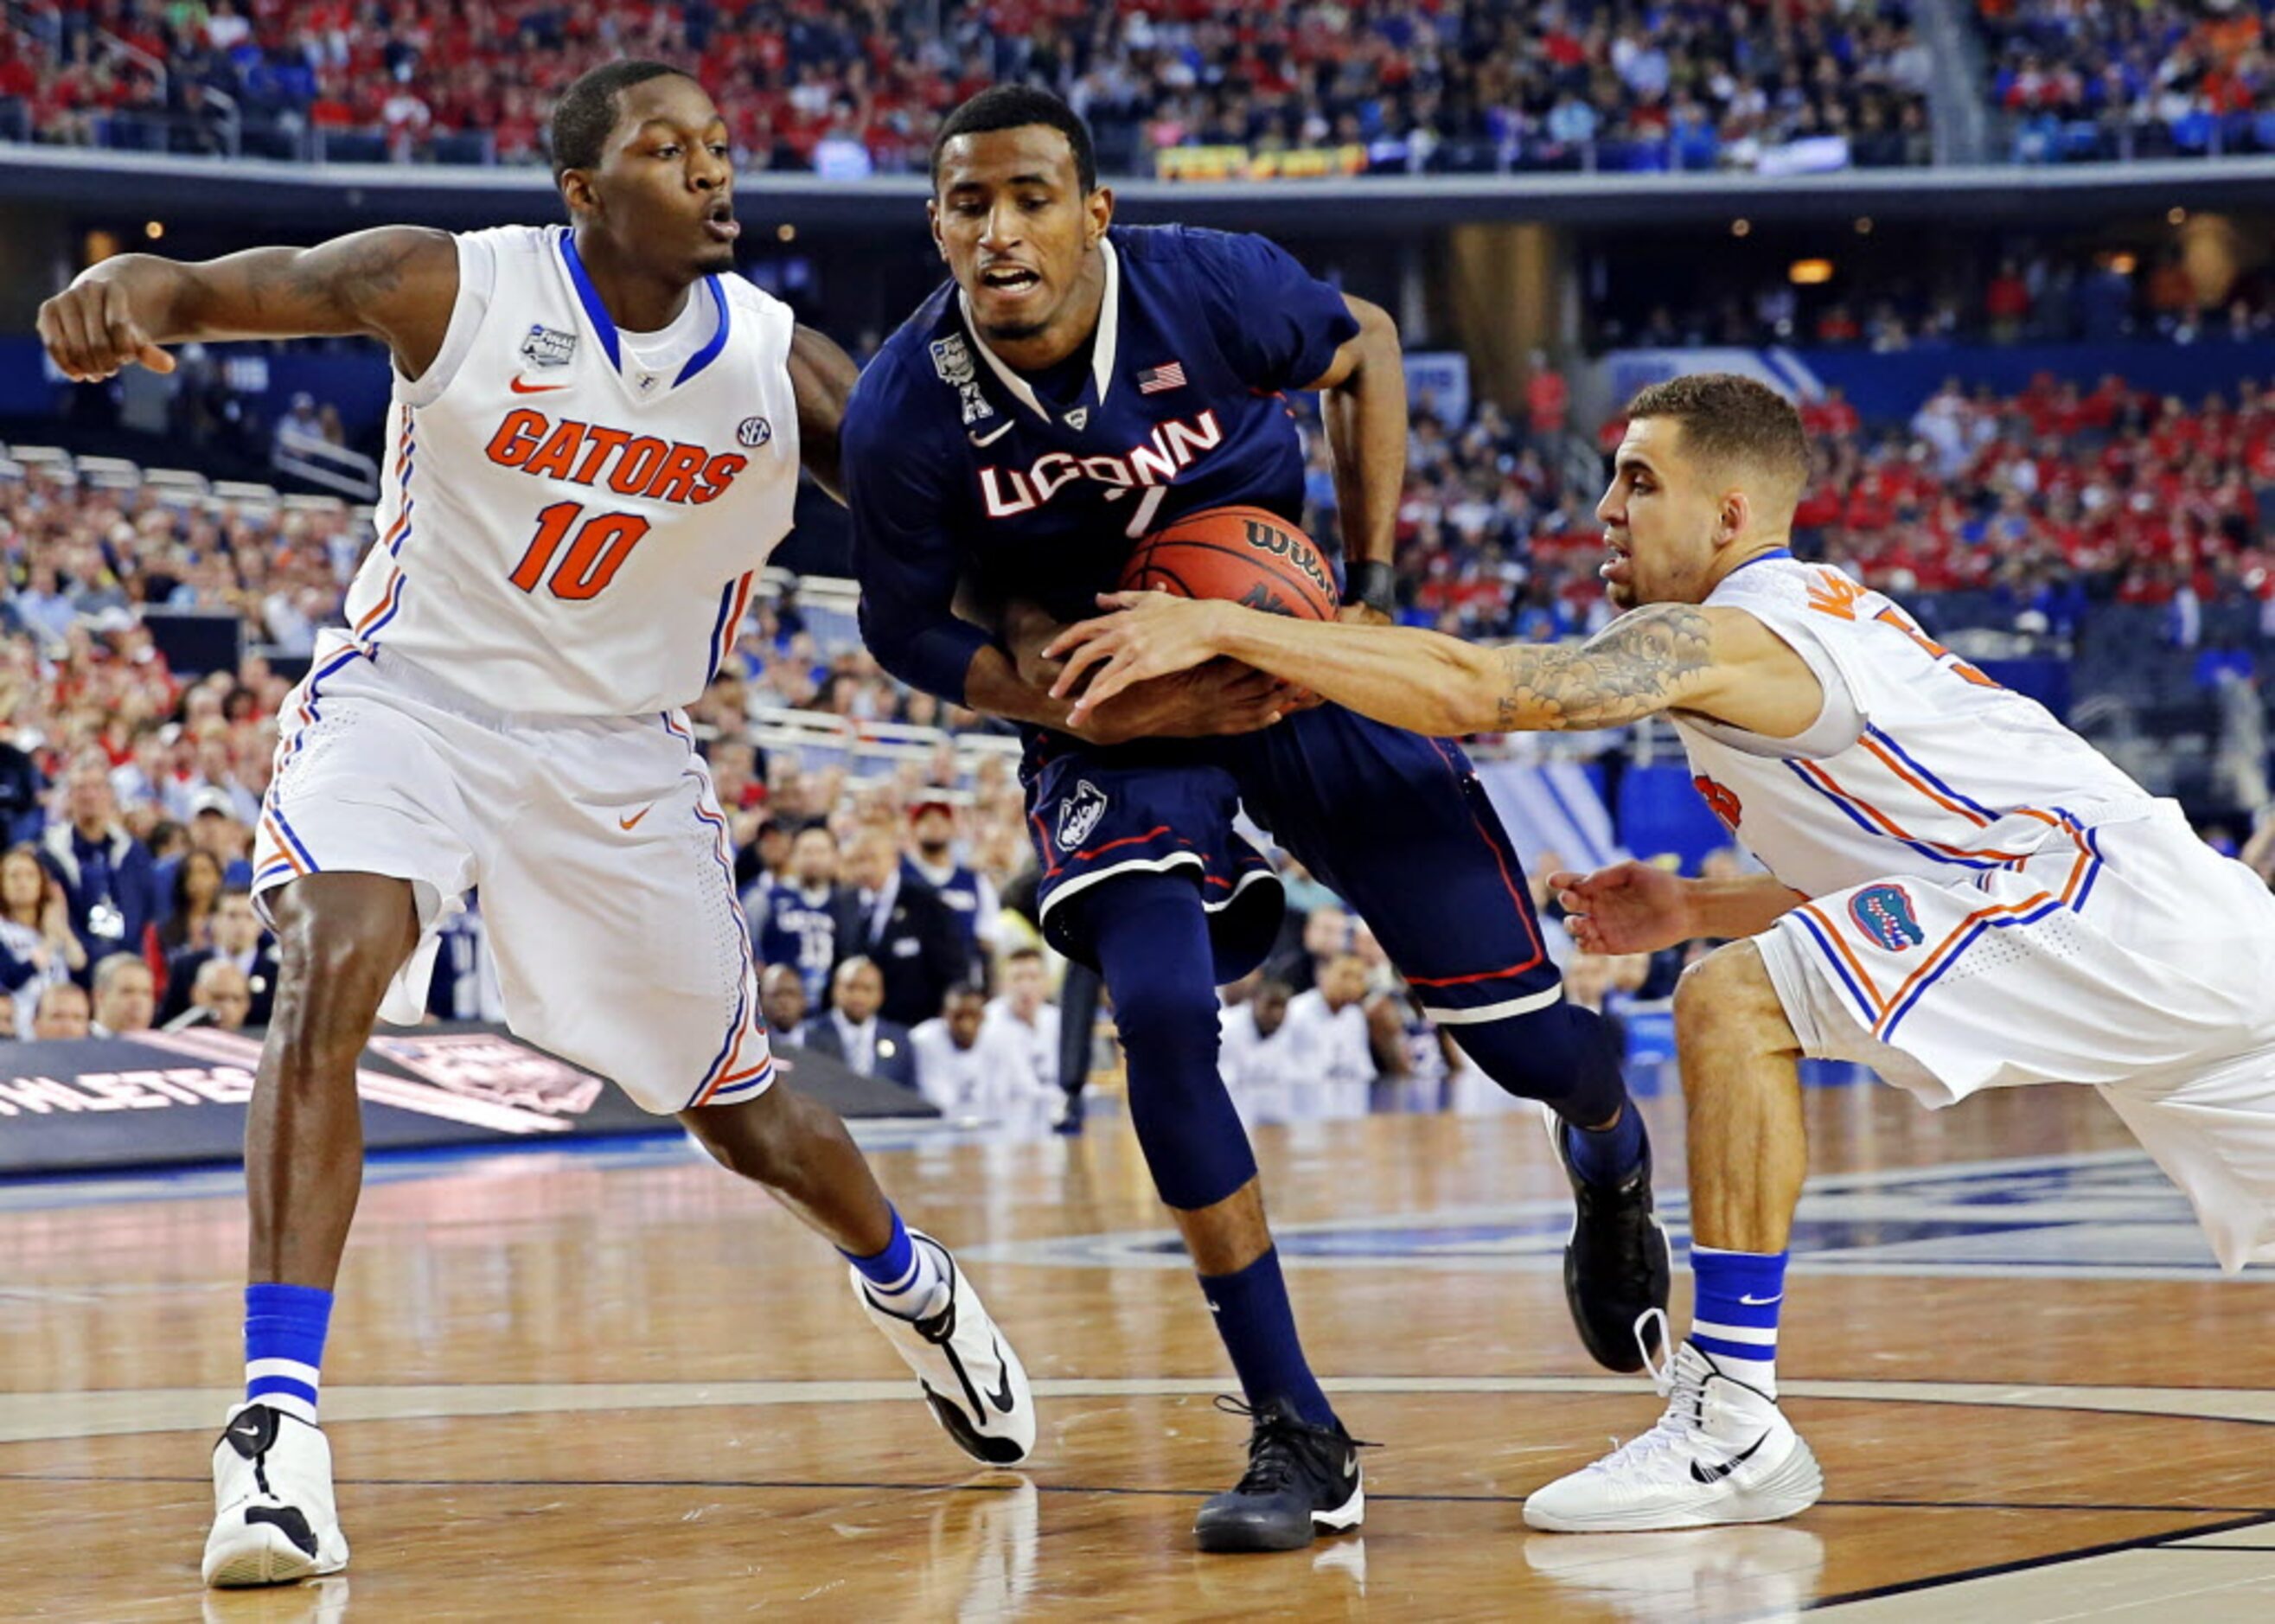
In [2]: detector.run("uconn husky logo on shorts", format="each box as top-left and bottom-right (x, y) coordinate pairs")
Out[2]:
(1850, 884), (1925, 951)
(1057, 780), (1109, 852)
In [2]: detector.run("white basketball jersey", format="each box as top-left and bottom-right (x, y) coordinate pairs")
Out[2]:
(1674, 554), (2153, 897)
(336, 225), (802, 715)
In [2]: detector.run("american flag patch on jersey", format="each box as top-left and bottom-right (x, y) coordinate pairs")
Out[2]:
(1137, 361), (1186, 394)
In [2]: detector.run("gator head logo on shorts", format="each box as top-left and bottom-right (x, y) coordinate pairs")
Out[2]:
(1693, 773), (1742, 830)
(1850, 884), (1926, 951)
(1056, 780), (1109, 853)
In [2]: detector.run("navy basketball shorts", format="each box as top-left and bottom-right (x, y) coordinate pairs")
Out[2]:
(1230, 706), (1562, 1028)
(1019, 733), (1284, 980)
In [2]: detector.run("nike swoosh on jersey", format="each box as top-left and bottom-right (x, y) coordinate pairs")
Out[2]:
(968, 420), (1014, 447)
(510, 374), (570, 394)
(618, 804), (655, 830)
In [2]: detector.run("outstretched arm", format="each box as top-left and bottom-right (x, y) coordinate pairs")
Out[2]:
(1052, 593), (1744, 734)
(1045, 591), (1824, 739)
(37, 227), (459, 381)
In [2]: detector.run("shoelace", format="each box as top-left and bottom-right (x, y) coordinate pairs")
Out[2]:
(1213, 1396), (1374, 1494)
(1582, 1308), (1709, 1476)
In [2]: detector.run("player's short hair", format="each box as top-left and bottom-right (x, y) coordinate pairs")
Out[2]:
(550, 60), (694, 179)
(1622, 373), (1809, 508)
(930, 85), (1096, 195)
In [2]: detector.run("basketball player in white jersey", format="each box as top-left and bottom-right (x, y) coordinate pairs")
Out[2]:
(37, 61), (1033, 1588)
(1044, 370), (2275, 1530)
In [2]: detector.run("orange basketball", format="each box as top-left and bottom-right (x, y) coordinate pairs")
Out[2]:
(1120, 505), (1339, 621)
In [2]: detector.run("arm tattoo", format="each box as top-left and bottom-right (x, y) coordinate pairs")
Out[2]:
(1494, 604), (1715, 730)
(228, 230), (436, 331)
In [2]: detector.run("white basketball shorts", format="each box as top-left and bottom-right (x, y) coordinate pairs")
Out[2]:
(251, 637), (773, 1113)
(1756, 801), (2275, 1271)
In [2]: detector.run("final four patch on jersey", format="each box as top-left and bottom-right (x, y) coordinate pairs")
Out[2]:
(520, 324), (577, 367)
(1850, 884), (1925, 951)
(1057, 780), (1109, 852)
(929, 332), (994, 425)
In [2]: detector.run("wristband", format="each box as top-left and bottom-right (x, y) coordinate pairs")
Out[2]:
(1351, 559), (1398, 615)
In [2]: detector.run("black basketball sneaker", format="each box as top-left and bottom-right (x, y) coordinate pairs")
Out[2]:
(1550, 1109), (1672, 1372)
(1192, 1397), (1367, 1553)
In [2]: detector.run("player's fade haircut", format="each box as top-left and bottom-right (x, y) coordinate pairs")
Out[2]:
(930, 85), (1097, 195)
(1622, 373), (1809, 508)
(549, 60), (696, 179)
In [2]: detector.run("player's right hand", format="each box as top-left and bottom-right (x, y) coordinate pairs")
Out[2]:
(1546, 860), (1695, 955)
(1077, 659), (1298, 745)
(37, 278), (176, 381)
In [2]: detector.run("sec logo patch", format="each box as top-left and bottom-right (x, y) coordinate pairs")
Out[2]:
(738, 416), (773, 448)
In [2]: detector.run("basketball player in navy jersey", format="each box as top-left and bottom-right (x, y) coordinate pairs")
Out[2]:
(843, 86), (1667, 1552)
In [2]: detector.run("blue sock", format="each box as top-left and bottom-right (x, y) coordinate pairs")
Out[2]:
(842, 1206), (946, 1319)
(1689, 1244), (1788, 1397)
(1199, 1247), (1337, 1431)
(245, 1282), (333, 1424)
(1563, 1101), (1647, 1187)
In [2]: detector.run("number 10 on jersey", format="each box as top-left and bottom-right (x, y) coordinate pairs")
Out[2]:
(508, 501), (651, 600)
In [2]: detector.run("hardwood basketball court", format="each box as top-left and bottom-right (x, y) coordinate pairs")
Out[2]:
(5, 1070), (2271, 1621)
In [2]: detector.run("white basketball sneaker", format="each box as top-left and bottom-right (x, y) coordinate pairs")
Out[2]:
(1524, 1314), (1822, 1533)
(853, 1230), (1036, 1466)
(201, 1402), (350, 1587)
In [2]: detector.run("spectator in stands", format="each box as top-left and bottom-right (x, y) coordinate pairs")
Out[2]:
(158, 885), (277, 1028)
(1267, 900), (1356, 995)
(803, 956), (917, 1092)
(158, 846), (226, 955)
(30, 981), (91, 1040)
(39, 751), (161, 975)
(1524, 352), (1570, 456)
(912, 986), (1045, 1116)
(759, 963), (810, 1048)
(982, 947), (1060, 1093)
(0, 988), (14, 1040)
(89, 951), (157, 1038)
(1219, 976), (1297, 1103)
(0, 843), (86, 1033)
(1276, 953), (1392, 1088)
(273, 392), (323, 452)
(900, 798), (998, 970)
(834, 827), (963, 1030)
(752, 823), (846, 1006)
(0, 732), (42, 847)
(166, 957), (252, 1032)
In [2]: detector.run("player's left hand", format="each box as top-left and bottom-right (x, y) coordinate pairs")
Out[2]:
(1046, 591), (1229, 726)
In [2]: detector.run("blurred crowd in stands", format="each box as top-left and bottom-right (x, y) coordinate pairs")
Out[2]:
(1594, 246), (2275, 354)
(4, 0), (1929, 174)
(1978, 0), (2275, 163)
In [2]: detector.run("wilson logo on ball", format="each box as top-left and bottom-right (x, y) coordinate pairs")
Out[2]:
(1240, 518), (1334, 600)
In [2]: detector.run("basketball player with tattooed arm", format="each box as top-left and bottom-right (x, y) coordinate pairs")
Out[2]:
(36, 61), (1032, 1589)
(1051, 370), (2275, 1531)
(844, 85), (1670, 1552)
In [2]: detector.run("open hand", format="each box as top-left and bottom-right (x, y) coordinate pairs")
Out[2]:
(1075, 657), (1294, 745)
(1547, 860), (1696, 955)
(1045, 591), (1230, 728)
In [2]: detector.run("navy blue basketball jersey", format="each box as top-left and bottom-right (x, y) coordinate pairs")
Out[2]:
(845, 224), (1359, 700)
(753, 879), (840, 1003)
